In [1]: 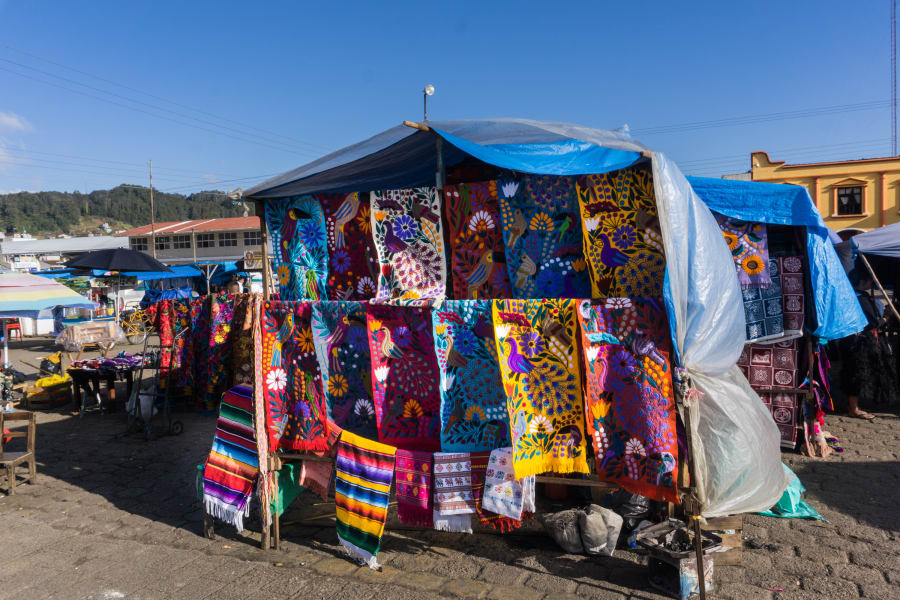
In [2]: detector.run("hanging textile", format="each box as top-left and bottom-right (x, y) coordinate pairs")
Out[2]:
(170, 298), (193, 394)
(143, 299), (176, 387)
(261, 300), (329, 451)
(204, 293), (236, 409)
(184, 297), (207, 398)
(743, 257), (785, 342)
(432, 452), (476, 533)
(577, 297), (679, 504)
(758, 392), (798, 449)
(230, 294), (255, 386)
(779, 255), (805, 338)
(311, 301), (378, 438)
(334, 430), (397, 569)
(321, 192), (380, 301)
(265, 195), (329, 301)
(366, 303), (441, 451)
(432, 300), (510, 452)
(738, 339), (799, 390)
(498, 175), (591, 298)
(575, 166), (666, 298)
(202, 384), (258, 532)
(299, 460), (334, 501)
(714, 214), (772, 289)
(481, 447), (536, 521)
(251, 296), (273, 531)
(469, 451), (525, 532)
(395, 450), (433, 527)
(443, 181), (512, 299)
(492, 299), (589, 479)
(370, 186), (446, 305)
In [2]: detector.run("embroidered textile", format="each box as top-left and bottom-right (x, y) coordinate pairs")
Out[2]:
(443, 181), (512, 299)
(311, 301), (378, 438)
(366, 303), (441, 451)
(334, 430), (397, 569)
(266, 196), (329, 301)
(738, 339), (799, 390)
(469, 451), (524, 532)
(759, 392), (798, 449)
(715, 214), (772, 289)
(143, 299), (176, 386)
(492, 299), (589, 479)
(577, 297), (679, 504)
(395, 450), (433, 527)
(481, 447), (535, 521)
(497, 175), (591, 299)
(321, 192), (380, 301)
(261, 301), (329, 451)
(370, 187), (446, 305)
(432, 300), (510, 452)
(742, 258), (785, 342)
(230, 294), (254, 386)
(205, 294), (235, 408)
(251, 296), (273, 529)
(433, 452), (476, 533)
(202, 385), (258, 532)
(779, 255), (805, 338)
(576, 167), (666, 297)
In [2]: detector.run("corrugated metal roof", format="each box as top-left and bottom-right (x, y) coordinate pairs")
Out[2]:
(1, 236), (129, 256)
(117, 216), (260, 236)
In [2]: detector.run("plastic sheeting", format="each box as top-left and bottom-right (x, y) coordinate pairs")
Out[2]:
(758, 464), (823, 520)
(688, 177), (866, 341)
(847, 220), (900, 258)
(246, 118), (789, 517)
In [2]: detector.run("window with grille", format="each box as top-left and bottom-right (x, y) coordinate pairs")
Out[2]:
(197, 233), (215, 248)
(218, 232), (238, 247)
(173, 235), (191, 249)
(836, 186), (863, 216)
(243, 230), (261, 246)
(155, 236), (170, 251)
(130, 237), (148, 252)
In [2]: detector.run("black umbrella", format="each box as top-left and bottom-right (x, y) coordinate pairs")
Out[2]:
(65, 248), (171, 272)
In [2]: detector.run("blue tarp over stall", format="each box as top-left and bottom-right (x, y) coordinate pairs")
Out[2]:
(687, 176), (866, 341)
(122, 264), (202, 280)
(847, 220), (900, 258)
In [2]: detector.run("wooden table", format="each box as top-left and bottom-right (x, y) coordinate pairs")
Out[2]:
(67, 367), (136, 415)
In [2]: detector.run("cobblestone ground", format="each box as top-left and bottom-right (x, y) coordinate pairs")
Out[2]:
(1, 340), (898, 599)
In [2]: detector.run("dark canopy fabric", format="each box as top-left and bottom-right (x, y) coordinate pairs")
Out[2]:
(848, 220), (900, 258)
(65, 248), (171, 273)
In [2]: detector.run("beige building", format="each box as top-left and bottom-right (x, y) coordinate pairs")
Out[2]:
(117, 217), (264, 264)
(733, 152), (900, 238)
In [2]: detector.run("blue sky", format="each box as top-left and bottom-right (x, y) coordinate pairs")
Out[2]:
(0, 1), (893, 194)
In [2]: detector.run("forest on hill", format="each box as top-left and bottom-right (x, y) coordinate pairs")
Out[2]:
(0, 185), (245, 235)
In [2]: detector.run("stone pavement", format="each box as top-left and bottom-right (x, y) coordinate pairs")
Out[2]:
(0, 341), (898, 598)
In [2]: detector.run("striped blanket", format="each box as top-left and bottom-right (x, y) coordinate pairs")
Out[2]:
(202, 385), (258, 532)
(334, 430), (397, 569)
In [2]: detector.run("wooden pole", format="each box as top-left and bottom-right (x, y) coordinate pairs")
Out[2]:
(255, 200), (271, 300)
(149, 160), (157, 259)
(860, 252), (900, 323)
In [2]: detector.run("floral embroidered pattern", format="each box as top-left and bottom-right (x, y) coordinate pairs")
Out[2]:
(265, 196), (329, 300)
(714, 212), (772, 290)
(321, 192), (380, 301)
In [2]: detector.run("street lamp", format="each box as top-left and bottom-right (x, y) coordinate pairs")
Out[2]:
(423, 84), (435, 121)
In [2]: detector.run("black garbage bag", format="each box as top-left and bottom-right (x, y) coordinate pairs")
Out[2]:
(600, 489), (663, 535)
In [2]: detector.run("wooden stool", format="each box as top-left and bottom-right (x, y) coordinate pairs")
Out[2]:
(0, 410), (36, 495)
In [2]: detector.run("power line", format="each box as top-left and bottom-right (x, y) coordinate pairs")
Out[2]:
(676, 138), (893, 170)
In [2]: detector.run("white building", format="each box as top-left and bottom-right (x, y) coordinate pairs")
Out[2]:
(117, 217), (267, 265)
(0, 236), (128, 272)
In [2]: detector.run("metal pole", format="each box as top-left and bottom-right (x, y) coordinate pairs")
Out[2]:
(2, 320), (8, 368)
(150, 160), (157, 259)
(255, 200), (272, 300)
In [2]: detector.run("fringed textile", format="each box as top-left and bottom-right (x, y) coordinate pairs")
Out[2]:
(334, 430), (397, 569)
(370, 186), (446, 305)
(577, 297), (679, 504)
(443, 181), (512, 299)
(311, 301), (378, 438)
(395, 450), (433, 527)
(251, 296), (272, 530)
(469, 451), (524, 532)
(202, 384), (257, 532)
(265, 195), (329, 301)
(432, 452), (476, 533)
(366, 303), (441, 451)
(493, 299), (589, 479)
(432, 300), (510, 452)
(714, 213), (772, 290)
(481, 447), (535, 521)
(321, 192), (380, 301)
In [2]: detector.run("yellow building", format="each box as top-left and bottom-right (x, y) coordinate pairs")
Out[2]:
(735, 151), (900, 237)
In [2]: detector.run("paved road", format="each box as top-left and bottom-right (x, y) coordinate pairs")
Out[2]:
(1, 338), (898, 599)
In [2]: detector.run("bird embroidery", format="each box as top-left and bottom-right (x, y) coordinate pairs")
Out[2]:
(466, 250), (493, 299)
(304, 270), (320, 301)
(596, 232), (629, 269)
(515, 253), (537, 289)
(382, 221), (409, 253)
(557, 214), (573, 244)
(541, 311), (571, 348)
(377, 197), (404, 212)
(323, 315), (350, 372)
(411, 200), (440, 224)
(271, 311), (295, 367)
(655, 452), (676, 486)
(507, 209), (527, 247)
(378, 327), (404, 360)
(631, 329), (666, 366)
(503, 337), (534, 375)
(332, 193), (360, 249)
(446, 335), (468, 369)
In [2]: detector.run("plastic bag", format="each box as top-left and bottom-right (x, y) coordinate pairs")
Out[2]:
(539, 509), (584, 554)
(758, 464), (823, 520)
(579, 504), (622, 556)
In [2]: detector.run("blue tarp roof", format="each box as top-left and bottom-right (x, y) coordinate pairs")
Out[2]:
(847, 220), (900, 258)
(121, 264), (202, 280)
(688, 176), (866, 340)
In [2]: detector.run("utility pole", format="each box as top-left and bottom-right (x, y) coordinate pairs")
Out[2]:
(149, 160), (157, 258)
(892, 0), (897, 155)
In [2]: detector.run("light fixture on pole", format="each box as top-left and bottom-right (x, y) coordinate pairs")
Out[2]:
(423, 84), (435, 121)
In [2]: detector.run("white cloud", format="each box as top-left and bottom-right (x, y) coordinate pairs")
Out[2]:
(0, 111), (32, 133)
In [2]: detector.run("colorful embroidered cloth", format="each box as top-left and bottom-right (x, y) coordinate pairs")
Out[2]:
(261, 300), (329, 451)
(443, 181), (512, 299)
(576, 166), (666, 297)
(759, 392), (799, 449)
(481, 447), (535, 521)
(492, 299), (589, 479)
(738, 339), (799, 390)
(334, 430), (397, 569)
(366, 303), (441, 451)
(497, 175), (591, 298)
(432, 300), (510, 452)
(202, 385), (258, 532)
(577, 297), (679, 504)
(395, 450), (433, 527)
(205, 294), (235, 408)
(251, 296), (273, 530)
(370, 187), (446, 304)
(469, 451), (524, 532)
(321, 192), (380, 301)
(433, 452), (476, 533)
(266, 195), (329, 300)
(311, 301), (378, 438)
(230, 294), (254, 386)
(779, 255), (805, 338)
(143, 299), (176, 386)
(742, 258), (785, 342)
(715, 213), (772, 290)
